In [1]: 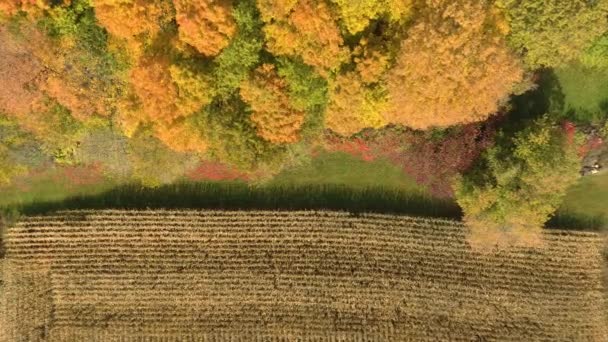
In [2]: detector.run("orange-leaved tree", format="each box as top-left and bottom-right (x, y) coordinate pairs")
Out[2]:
(126, 53), (211, 153)
(173, 0), (237, 56)
(92, 0), (172, 55)
(257, 0), (349, 75)
(0, 0), (51, 17)
(385, 0), (524, 129)
(240, 64), (306, 144)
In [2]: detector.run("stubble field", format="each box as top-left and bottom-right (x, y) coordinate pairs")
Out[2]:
(1, 210), (606, 341)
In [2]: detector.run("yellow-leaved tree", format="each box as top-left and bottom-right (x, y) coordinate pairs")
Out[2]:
(325, 39), (390, 136)
(329, 0), (413, 34)
(173, 0), (237, 56)
(257, 0), (349, 75)
(385, 0), (524, 129)
(240, 64), (306, 144)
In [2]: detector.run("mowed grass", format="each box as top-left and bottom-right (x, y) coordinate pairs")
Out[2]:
(270, 152), (425, 192)
(557, 173), (608, 226)
(0, 166), (117, 208)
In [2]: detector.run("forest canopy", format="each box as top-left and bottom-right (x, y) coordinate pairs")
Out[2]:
(0, 0), (606, 233)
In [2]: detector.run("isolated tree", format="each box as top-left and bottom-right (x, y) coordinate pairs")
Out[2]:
(240, 64), (306, 144)
(385, 0), (524, 129)
(498, 0), (608, 68)
(258, 0), (349, 75)
(173, 0), (236, 56)
(455, 116), (580, 236)
(329, 0), (413, 34)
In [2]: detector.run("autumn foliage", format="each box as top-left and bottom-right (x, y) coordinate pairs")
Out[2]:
(325, 39), (391, 136)
(0, 0), (50, 17)
(128, 54), (210, 153)
(130, 55), (181, 124)
(174, 0), (237, 56)
(240, 64), (306, 144)
(385, 0), (524, 129)
(330, 0), (413, 34)
(325, 72), (386, 136)
(93, 0), (169, 38)
(498, 0), (608, 68)
(258, 0), (349, 75)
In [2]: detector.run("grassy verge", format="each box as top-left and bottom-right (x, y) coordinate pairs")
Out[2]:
(0, 152), (605, 233)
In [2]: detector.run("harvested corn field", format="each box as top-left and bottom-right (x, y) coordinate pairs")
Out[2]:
(1, 210), (607, 341)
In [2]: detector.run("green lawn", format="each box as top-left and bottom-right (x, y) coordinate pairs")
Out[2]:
(0, 166), (118, 208)
(269, 151), (425, 192)
(559, 173), (608, 221)
(558, 173), (608, 227)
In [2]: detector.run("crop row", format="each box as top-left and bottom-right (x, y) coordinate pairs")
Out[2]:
(3, 210), (606, 341)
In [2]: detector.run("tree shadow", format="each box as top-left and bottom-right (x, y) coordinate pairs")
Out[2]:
(504, 69), (565, 132)
(7, 182), (463, 219)
(546, 211), (607, 232)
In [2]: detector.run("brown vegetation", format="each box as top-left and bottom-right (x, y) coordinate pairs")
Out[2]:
(1, 210), (606, 340)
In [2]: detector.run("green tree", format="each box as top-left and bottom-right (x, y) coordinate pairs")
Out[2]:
(455, 116), (581, 237)
(212, 0), (264, 97)
(194, 95), (290, 173)
(276, 58), (328, 139)
(580, 33), (608, 69)
(498, 0), (608, 68)
(0, 114), (31, 185)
